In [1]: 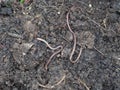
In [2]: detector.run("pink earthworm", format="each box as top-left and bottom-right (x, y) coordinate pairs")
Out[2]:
(66, 11), (83, 63)
(37, 38), (63, 70)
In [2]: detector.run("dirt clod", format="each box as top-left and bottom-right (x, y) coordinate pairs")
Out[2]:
(77, 31), (95, 49)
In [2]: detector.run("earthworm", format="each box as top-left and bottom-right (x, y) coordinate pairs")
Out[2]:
(72, 47), (83, 63)
(37, 38), (63, 70)
(45, 45), (63, 70)
(37, 38), (60, 50)
(66, 11), (82, 63)
(37, 75), (65, 89)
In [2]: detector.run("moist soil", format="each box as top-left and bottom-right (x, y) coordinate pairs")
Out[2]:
(0, 0), (120, 90)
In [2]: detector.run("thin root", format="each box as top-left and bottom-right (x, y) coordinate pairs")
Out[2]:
(38, 75), (66, 89)
(93, 46), (105, 56)
(66, 11), (82, 63)
(78, 78), (90, 90)
(37, 38), (63, 70)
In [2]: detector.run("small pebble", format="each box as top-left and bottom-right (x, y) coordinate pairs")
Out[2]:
(57, 11), (60, 14)
(89, 4), (92, 8)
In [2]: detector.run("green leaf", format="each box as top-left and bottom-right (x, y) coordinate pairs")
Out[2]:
(20, 0), (25, 3)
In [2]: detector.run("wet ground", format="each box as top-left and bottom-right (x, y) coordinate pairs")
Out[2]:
(0, 0), (120, 90)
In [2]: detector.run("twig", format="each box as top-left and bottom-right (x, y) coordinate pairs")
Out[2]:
(37, 38), (63, 70)
(38, 75), (66, 89)
(93, 46), (105, 56)
(7, 32), (23, 39)
(66, 11), (83, 63)
(87, 16), (105, 33)
(94, 46), (120, 60)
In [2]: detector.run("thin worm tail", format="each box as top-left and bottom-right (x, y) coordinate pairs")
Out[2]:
(37, 38), (59, 50)
(45, 46), (63, 70)
(70, 47), (83, 63)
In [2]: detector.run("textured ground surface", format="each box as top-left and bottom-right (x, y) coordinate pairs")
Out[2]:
(0, 0), (120, 90)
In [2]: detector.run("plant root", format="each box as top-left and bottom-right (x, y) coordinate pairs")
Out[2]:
(78, 78), (90, 90)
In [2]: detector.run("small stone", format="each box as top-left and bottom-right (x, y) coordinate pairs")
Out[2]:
(89, 4), (92, 8)
(57, 11), (60, 14)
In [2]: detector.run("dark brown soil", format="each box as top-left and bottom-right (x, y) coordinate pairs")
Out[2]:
(0, 0), (120, 90)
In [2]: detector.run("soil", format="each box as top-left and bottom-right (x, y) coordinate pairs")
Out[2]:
(0, 0), (120, 90)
